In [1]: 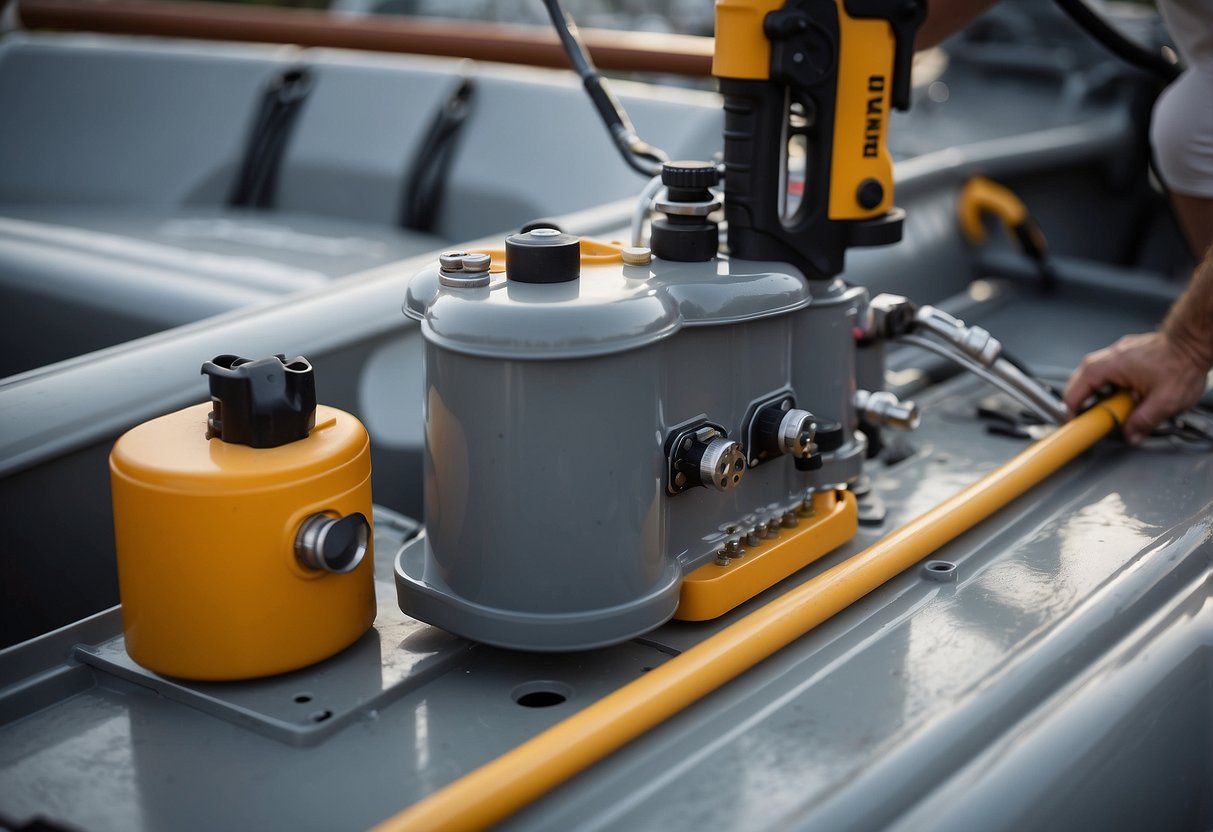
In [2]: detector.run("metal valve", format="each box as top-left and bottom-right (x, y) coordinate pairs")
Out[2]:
(914, 306), (1001, 365)
(772, 407), (816, 458)
(904, 305), (1067, 424)
(743, 395), (820, 469)
(866, 293), (917, 340)
(666, 423), (746, 495)
(854, 390), (921, 431)
(438, 251), (492, 288)
(749, 402), (817, 466)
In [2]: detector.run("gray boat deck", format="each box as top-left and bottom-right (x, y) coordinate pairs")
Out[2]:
(2, 10), (1209, 828)
(3, 278), (1210, 832)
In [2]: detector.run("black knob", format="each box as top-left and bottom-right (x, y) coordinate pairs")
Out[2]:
(661, 161), (719, 191)
(505, 228), (581, 284)
(201, 354), (316, 448)
(814, 420), (846, 453)
(794, 453), (824, 472)
(652, 161), (720, 263)
(856, 178), (884, 210)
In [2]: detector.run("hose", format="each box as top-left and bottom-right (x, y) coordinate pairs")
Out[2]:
(1053, 0), (1181, 83)
(899, 334), (1066, 425)
(630, 173), (665, 247)
(540, 0), (667, 177)
(374, 392), (1134, 832)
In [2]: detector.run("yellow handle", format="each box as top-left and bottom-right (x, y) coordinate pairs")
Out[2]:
(376, 393), (1133, 832)
(958, 175), (1030, 245)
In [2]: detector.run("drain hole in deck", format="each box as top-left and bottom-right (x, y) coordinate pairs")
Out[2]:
(293, 693), (313, 704)
(309, 709), (333, 723)
(511, 681), (573, 708)
(517, 691), (565, 708)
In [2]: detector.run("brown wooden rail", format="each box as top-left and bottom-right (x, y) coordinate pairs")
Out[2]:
(15, 0), (715, 76)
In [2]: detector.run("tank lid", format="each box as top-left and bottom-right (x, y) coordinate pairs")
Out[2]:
(403, 257), (812, 360)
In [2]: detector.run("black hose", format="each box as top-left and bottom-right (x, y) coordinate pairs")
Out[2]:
(539, 0), (667, 177)
(1053, 0), (1181, 83)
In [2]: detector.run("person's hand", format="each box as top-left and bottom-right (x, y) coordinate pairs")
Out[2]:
(1063, 331), (1210, 443)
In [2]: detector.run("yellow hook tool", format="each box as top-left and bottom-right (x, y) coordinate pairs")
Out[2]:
(959, 175), (1059, 290)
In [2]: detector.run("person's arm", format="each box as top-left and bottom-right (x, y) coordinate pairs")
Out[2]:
(916, 0), (1000, 50)
(1063, 245), (1213, 443)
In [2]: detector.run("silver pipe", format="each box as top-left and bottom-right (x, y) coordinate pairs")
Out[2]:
(991, 356), (1068, 424)
(911, 305), (1067, 424)
(899, 334), (1063, 425)
(631, 174), (666, 247)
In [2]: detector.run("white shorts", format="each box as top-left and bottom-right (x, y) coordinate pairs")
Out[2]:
(1151, 68), (1213, 198)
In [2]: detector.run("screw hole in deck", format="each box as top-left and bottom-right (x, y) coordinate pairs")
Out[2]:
(309, 709), (333, 723)
(293, 693), (313, 704)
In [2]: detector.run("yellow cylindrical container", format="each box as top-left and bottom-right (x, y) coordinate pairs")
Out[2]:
(111, 372), (375, 681)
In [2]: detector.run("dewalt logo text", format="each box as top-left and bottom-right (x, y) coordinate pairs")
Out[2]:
(863, 76), (885, 158)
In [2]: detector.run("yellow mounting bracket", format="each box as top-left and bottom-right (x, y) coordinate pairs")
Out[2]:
(675, 489), (858, 621)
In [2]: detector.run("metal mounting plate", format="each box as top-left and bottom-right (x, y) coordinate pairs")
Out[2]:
(73, 517), (471, 748)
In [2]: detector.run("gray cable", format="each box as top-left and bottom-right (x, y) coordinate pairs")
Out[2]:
(631, 174), (666, 247)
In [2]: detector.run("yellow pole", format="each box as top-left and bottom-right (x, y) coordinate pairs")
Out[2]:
(376, 392), (1133, 832)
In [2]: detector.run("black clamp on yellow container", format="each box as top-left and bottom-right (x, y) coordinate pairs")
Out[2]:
(110, 354), (375, 681)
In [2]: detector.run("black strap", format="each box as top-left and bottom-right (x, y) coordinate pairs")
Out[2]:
(229, 67), (314, 209)
(400, 77), (475, 232)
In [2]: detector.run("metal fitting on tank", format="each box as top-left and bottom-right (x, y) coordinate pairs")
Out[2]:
(696, 435), (746, 492)
(745, 396), (819, 468)
(666, 423), (746, 494)
(295, 512), (371, 573)
(773, 408), (816, 458)
(438, 251), (492, 288)
(853, 390), (921, 431)
(867, 293), (917, 340)
(914, 306), (1001, 366)
(621, 246), (652, 266)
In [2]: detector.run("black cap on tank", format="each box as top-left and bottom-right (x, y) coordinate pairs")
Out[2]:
(201, 354), (316, 448)
(661, 160), (719, 193)
(650, 161), (720, 263)
(505, 228), (581, 284)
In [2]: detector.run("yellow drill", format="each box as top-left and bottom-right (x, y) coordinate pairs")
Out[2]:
(714, 0), (926, 278)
